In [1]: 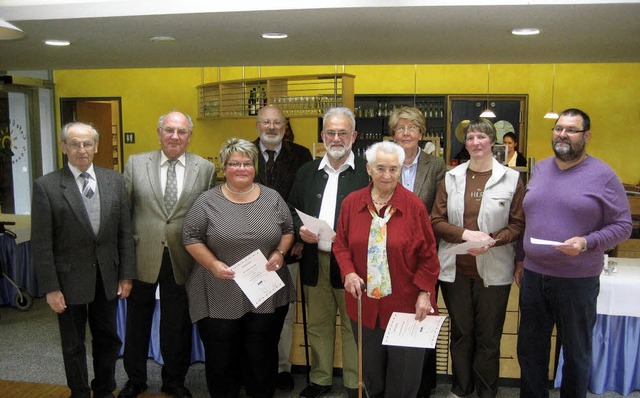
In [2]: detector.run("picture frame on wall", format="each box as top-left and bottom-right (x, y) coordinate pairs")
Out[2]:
(492, 144), (507, 165)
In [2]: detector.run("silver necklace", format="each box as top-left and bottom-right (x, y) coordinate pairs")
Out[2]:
(224, 183), (255, 195)
(371, 189), (395, 206)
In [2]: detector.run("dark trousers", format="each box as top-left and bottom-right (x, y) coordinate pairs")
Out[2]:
(440, 274), (511, 398)
(57, 271), (120, 398)
(350, 320), (425, 398)
(197, 305), (288, 398)
(517, 268), (599, 398)
(123, 249), (192, 388)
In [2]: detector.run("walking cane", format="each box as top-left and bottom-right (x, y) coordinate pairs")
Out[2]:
(358, 283), (368, 398)
(300, 277), (311, 383)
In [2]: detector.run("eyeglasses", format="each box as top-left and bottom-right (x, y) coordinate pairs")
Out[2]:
(395, 125), (419, 134)
(324, 130), (351, 139)
(226, 161), (255, 169)
(65, 141), (95, 150)
(162, 127), (191, 136)
(258, 120), (284, 128)
(552, 126), (586, 135)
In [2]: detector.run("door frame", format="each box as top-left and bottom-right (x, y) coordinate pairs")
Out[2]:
(60, 97), (123, 171)
(446, 94), (528, 166)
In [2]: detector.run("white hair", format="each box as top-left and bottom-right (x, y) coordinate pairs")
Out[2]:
(365, 141), (405, 166)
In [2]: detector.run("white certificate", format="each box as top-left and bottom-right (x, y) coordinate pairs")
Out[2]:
(295, 208), (336, 242)
(530, 237), (571, 248)
(441, 239), (496, 255)
(230, 249), (284, 308)
(382, 312), (447, 349)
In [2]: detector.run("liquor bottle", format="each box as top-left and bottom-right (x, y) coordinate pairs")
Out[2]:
(255, 87), (261, 112)
(261, 87), (268, 108)
(248, 88), (256, 116)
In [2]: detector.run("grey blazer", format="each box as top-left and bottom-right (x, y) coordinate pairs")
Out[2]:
(32, 165), (136, 305)
(405, 149), (446, 214)
(124, 150), (215, 285)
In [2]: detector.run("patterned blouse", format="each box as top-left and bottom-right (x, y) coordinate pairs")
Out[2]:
(182, 184), (295, 322)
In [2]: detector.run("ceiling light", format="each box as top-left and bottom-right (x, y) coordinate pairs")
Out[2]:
(44, 39), (71, 46)
(479, 64), (496, 118)
(0, 18), (25, 40)
(150, 36), (175, 42)
(261, 32), (288, 39)
(544, 65), (559, 119)
(480, 109), (496, 118)
(511, 28), (540, 36)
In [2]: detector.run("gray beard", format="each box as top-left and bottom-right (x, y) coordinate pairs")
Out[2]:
(553, 140), (584, 162)
(327, 145), (350, 161)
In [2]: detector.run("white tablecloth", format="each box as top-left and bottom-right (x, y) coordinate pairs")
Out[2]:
(597, 257), (640, 317)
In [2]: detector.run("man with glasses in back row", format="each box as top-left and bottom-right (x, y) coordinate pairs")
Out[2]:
(252, 104), (313, 391)
(119, 111), (216, 398)
(516, 108), (632, 398)
(289, 107), (370, 398)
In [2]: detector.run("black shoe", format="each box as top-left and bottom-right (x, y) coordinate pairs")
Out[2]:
(299, 382), (331, 398)
(346, 387), (358, 398)
(161, 384), (193, 398)
(117, 381), (147, 398)
(277, 371), (295, 391)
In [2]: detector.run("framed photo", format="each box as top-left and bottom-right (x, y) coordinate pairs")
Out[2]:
(492, 144), (507, 165)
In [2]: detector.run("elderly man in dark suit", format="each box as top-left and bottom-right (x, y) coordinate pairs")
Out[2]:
(119, 111), (215, 398)
(32, 122), (136, 398)
(252, 105), (312, 390)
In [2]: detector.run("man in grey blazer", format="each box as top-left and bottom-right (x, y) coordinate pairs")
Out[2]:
(32, 122), (136, 398)
(119, 111), (215, 398)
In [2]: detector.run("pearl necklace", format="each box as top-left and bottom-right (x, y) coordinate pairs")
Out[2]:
(224, 183), (255, 195)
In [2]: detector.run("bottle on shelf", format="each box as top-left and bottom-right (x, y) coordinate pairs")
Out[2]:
(261, 87), (267, 108)
(248, 88), (257, 116)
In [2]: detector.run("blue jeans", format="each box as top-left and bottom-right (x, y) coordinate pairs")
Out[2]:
(517, 268), (599, 398)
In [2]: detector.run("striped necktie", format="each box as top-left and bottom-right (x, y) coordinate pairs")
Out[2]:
(80, 172), (94, 199)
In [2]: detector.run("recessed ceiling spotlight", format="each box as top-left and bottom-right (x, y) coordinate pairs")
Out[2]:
(511, 28), (540, 36)
(150, 36), (176, 42)
(44, 39), (71, 46)
(261, 32), (288, 39)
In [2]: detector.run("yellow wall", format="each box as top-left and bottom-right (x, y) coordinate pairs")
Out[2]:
(53, 63), (640, 184)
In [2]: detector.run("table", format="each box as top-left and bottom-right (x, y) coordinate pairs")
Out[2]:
(116, 298), (206, 364)
(555, 257), (640, 395)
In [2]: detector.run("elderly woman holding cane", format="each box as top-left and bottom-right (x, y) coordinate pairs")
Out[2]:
(333, 141), (440, 398)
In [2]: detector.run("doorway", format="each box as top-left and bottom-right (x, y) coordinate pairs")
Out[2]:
(447, 95), (528, 166)
(60, 98), (123, 171)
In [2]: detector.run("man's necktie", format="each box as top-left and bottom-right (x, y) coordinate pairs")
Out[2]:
(164, 159), (178, 213)
(265, 150), (276, 186)
(80, 172), (94, 199)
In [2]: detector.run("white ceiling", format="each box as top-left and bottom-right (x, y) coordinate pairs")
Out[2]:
(1, 0), (639, 70)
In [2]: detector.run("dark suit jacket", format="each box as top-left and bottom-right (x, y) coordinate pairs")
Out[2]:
(124, 150), (215, 285)
(288, 155), (370, 288)
(404, 149), (446, 214)
(32, 165), (136, 305)
(253, 139), (312, 200)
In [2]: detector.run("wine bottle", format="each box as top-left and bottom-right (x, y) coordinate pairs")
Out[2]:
(249, 88), (256, 116)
